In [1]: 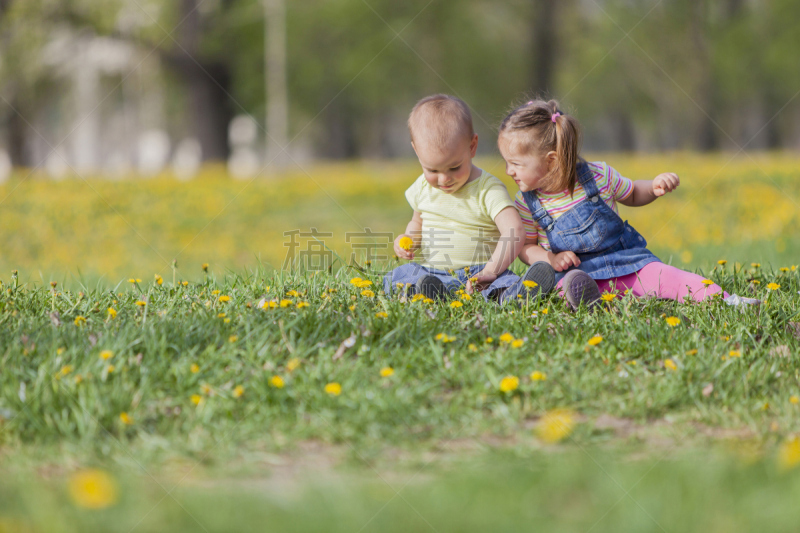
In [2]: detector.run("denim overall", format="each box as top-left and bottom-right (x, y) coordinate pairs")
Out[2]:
(520, 162), (660, 282)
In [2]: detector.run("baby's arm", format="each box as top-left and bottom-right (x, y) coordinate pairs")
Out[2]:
(519, 236), (581, 272)
(393, 211), (423, 260)
(618, 173), (680, 207)
(470, 207), (524, 290)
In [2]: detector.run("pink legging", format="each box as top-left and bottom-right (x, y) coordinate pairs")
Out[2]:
(556, 262), (728, 303)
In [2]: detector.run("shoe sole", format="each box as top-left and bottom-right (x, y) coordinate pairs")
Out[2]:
(416, 275), (448, 300)
(563, 270), (601, 310)
(519, 261), (556, 301)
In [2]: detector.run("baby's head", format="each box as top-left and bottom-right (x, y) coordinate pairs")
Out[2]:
(498, 99), (582, 194)
(408, 94), (477, 193)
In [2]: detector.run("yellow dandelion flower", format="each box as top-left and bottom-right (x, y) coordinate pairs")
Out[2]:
(349, 277), (362, 286)
(74, 316), (86, 327)
(99, 350), (113, 360)
(190, 363), (200, 373)
(181, 281), (189, 287)
(57, 347), (65, 355)
(261, 300), (277, 309)
(74, 374), (83, 384)
(106, 364), (115, 373)
(296, 301), (310, 308)
(324, 382), (342, 396)
(751, 280), (761, 285)
(499, 333), (514, 344)
(767, 283), (780, 291)
(217, 312), (226, 318)
(380, 367), (394, 377)
(279, 299), (293, 307)
(522, 280), (538, 288)
(536, 409), (575, 443)
(228, 335), (238, 343)
(790, 396), (799, 405)
(361, 289), (375, 298)
(778, 437), (800, 470)
(201, 383), (212, 395)
(467, 343), (478, 352)
(601, 293), (615, 302)
(541, 308), (549, 314)
(664, 359), (678, 371)
(686, 349), (698, 356)
(270, 375), (285, 388)
(68, 469), (118, 509)
(701, 279), (714, 286)
(530, 371), (547, 381)
(665, 316), (681, 327)
(356, 280), (373, 289)
(460, 293), (472, 301)
(59, 365), (74, 377)
(349, 304), (356, 311)
(119, 412), (133, 425)
(232, 385), (245, 398)
(587, 335), (603, 346)
(211, 289), (221, 295)
(128, 278), (138, 284)
(399, 236), (413, 250)
(224, 318), (231, 324)
(717, 260), (727, 266)
(499, 376), (519, 392)
(424, 298), (434, 304)
(154, 274), (163, 285)
(287, 358), (301, 372)
(202, 263), (209, 272)
(218, 295), (231, 303)
(751, 263), (761, 268)
(107, 307), (117, 319)
(191, 394), (203, 406)
(511, 339), (525, 348)
(375, 311), (388, 318)
(792, 265), (797, 272)
(135, 301), (146, 307)
(450, 301), (463, 308)
(285, 290), (300, 297)
(485, 337), (494, 343)
(780, 267), (789, 272)
(729, 350), (741, 358)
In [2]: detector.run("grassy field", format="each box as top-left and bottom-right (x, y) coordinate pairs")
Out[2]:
(1, 154), (800, 531)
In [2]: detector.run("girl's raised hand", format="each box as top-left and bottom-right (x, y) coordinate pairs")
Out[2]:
(652, 173), (680, 197)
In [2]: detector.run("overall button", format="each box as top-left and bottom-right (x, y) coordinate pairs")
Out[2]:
(638, 236), (644, 241)
(591, 196), (599, 203)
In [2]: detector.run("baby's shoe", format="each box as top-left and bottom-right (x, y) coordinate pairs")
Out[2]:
(519, 261), (556, 301)
(562, 270), (601, 310)
(415, 275), (448, 300)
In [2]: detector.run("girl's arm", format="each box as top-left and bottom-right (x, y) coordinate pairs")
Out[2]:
(393, 211), (423, 260)
(520, 236), (581, 272)
(618, 173), (680, 207)
(469, 207), (524, 290)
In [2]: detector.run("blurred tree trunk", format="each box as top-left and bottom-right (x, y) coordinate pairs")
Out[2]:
(529, 0), (559, 96)
(165, 0), (233, 162)
(691, 0), (718, 151)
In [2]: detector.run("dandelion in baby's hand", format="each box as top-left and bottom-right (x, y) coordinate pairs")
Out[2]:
(767, 283), (780, 291)
(523, 280), (538, 289)
(398, 236), (413, 250)
(68, 469), (118, 509)
(232, 385), (245, 398)
(587, 335), (603, 346)
(99, 350), (113, 360)
(601, 293), (615, 302)
(536, 409), (575, 443)
(499, 376), (519, 392)
(450, 301), (463, 308)
(530, 371), (547, 381)
(701, 279), (714, 286)
(324, 382), (342, 396)
(665, 316), (681, 327)
(270, 376), (285, 388)
(154, 274), (163, 285)
(664, 359), (677, 371)
(119, 412), (133, 425)
(380, 367), (394, 377)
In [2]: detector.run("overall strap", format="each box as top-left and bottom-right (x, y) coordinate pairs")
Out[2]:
(520, 190), (556, 232)
(576, 162), (600, 198)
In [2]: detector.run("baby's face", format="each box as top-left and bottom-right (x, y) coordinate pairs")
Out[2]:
(498, 135), (553, 193)
(414, 134), (478, 194)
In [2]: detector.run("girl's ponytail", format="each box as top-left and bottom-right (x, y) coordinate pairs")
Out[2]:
(499, 99), (583, 195)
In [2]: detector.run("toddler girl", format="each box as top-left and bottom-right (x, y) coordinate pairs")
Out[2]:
(498, 99), (728, 308)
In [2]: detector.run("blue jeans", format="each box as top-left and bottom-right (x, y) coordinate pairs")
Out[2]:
(382, 263), (519, 301)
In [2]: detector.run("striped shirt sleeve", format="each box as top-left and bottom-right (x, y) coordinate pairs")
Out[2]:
(514, 191), (540, 241)
(607, 164), (634, 200)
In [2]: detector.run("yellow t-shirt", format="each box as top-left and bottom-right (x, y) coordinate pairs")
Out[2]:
(405, 169), (514, 270)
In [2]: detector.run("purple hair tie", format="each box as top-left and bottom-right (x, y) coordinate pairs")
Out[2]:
(551, 112), (561, 123)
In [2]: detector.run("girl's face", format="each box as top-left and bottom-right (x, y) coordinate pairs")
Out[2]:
(498, 135), (556, 193)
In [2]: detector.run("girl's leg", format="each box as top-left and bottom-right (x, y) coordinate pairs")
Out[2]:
(600, 262), (727, 302)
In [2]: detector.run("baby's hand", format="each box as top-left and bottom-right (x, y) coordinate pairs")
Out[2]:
(550, 251), (580, 272)
(393, 234), (415, 260)
(465, 271), (497, 294)
(653, 173), (680, 197)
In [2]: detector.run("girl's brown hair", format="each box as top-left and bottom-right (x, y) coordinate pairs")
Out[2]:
(498, 99), (582, 195)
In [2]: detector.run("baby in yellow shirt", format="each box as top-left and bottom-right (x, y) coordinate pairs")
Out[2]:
(383, 94), (556, 302)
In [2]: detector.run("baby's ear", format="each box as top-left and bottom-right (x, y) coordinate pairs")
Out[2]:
(469, 134), (479, 156)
